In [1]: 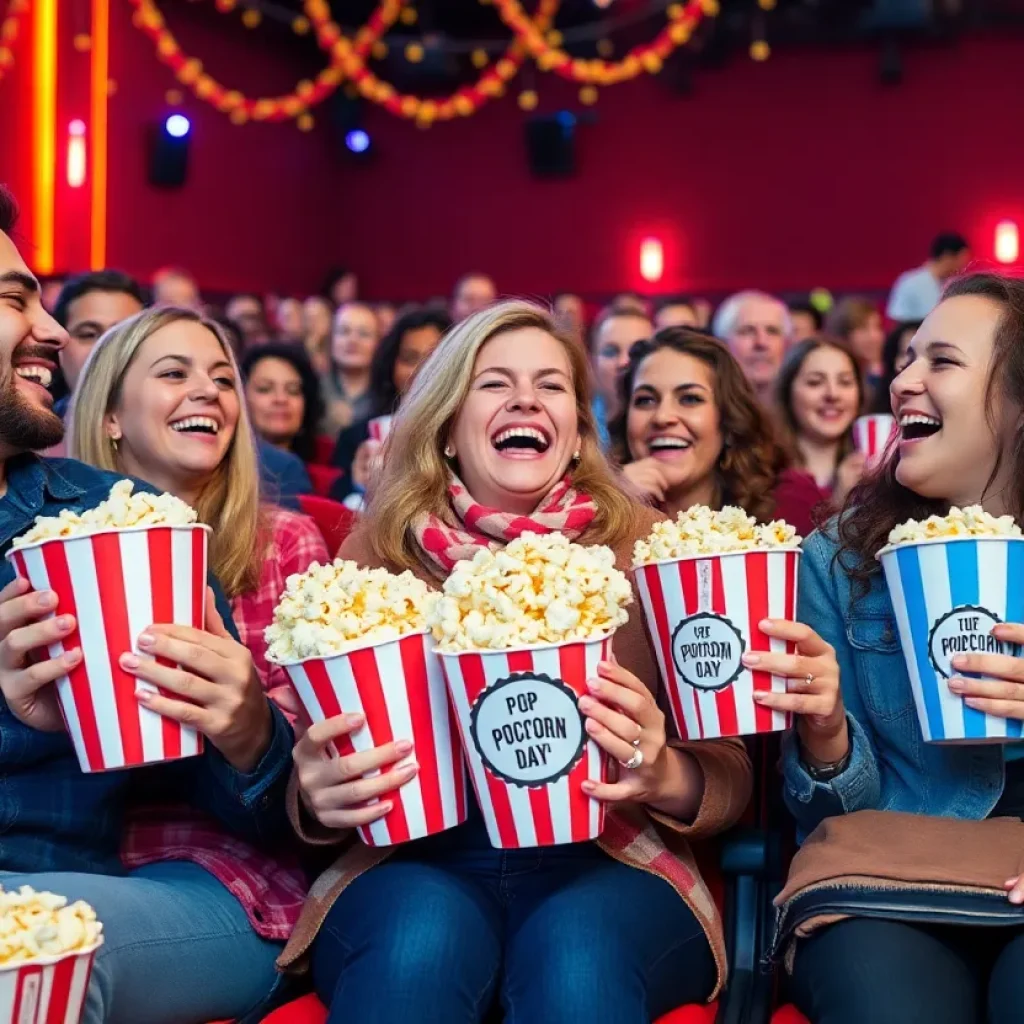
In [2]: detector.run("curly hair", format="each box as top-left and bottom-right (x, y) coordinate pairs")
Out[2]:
(838, 273), (1024, 594)
(610, 327), (789, 523)
(240, 342), (324, 462)
(367, 305), (452, 418)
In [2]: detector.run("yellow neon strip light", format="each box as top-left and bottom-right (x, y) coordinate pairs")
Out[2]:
(32, 0), (57, 273)
(90, 0), (109, 270)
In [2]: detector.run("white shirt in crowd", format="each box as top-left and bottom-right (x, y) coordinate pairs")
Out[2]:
(886, 265), (942, 321)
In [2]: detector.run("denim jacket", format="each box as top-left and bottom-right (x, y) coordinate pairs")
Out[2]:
(0, 455), (295, 875)
(781, 522), (1007, 841)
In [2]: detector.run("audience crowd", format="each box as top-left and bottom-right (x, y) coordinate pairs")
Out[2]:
(5, 183), (1024, 1024)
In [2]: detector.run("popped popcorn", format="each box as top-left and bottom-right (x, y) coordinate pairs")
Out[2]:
(12, 480), (196, 548)
(0, 886), (102, 966)
(632, 505), (801, 565)
(265, 560), (438, 662)
(429, 531), (632, 652)
(886, 506), (1022, 548)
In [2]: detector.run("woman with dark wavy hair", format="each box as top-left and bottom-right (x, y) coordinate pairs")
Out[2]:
(780, 273), (1024, 1023)
(610, 328), (822, 534)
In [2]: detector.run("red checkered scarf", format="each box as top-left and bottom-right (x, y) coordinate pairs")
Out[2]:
(411, 472), (598, 577)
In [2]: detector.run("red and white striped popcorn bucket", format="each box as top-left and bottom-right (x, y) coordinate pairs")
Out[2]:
(439, 634), (612, 849)
(633, 550), (800, 740)
(0, 942), (101, 1024)
(852, 414), (897, 466)
(367, 415), (393, 443)
(5, 526), (209, 773)
(280, 631), (468, 846)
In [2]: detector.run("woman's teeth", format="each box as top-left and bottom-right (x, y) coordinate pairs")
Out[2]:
(14, 366), (52, 388)
(493, 427), (549, 452)
(900, 413), (942, 440)
(170, 416), (220, 435)
(648, 437), (691, 450)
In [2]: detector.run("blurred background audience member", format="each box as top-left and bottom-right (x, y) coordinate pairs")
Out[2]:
(451, 272), (497, 321)
(868, 319), (921, 414)
(712, 290), (792, 407)
(321, 300), (380, 434)
(886, 231), (971, 321)
(275, 296), (304, 344)
(826, 296), (885, 394)
(324, 267), (359, 307)
(553, 292), (586, 346)
(375, 302), (398, 338)
(331, 305), (451, 500)
(590, 306), (653, 447)
(53, 270), (146, 411)
(787, 300), (823, 343)
(225, 293), (271, 349)
(302, 295), (334, 375)
(242, 342), (324, 464)
(654, 295), (698, 331)
(775, 337), (865, 507)
(152, 266), (202, 310)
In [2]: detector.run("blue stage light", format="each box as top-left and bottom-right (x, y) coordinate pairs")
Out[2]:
(165, 114), (191, 139)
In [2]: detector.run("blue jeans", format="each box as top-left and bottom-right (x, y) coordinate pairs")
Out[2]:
(311, 808), (716, 1023)
(0, 862), (282, 1024)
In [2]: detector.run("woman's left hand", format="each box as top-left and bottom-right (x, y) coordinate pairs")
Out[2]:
(120, 588), (273, 773)
(578, 659), (672, 806)
(947, 622), (1024, 721)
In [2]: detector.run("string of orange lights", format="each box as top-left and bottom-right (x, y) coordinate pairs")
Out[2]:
(0, 0), (30, 87)
(306, 0), (560, 126)
(125, 0), (404, 126)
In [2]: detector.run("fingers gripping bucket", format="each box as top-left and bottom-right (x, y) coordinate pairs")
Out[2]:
(6, 526), (209, 772)
(439, 634), (612, 850)
(880, 536), (1024, 743)
(280, 631), (468, 846)
(633, 550), (800, 740)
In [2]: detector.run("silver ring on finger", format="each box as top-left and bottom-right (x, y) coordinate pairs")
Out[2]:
(632, 733), (642, 748)
(805, 672), (815, 687)
(622, 747), (644, 771)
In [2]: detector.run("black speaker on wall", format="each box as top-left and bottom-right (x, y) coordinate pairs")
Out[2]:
(525, 112), (576, 178)
(147, 116), (191, 188)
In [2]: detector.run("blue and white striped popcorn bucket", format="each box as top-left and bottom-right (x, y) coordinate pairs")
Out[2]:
(879, 536), (1024, 743)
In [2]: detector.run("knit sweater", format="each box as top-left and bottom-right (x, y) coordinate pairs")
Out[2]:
(277, 503), (753, 1000)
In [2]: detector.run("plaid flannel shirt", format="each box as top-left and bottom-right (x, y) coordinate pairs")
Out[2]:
(122, 507), (329, 939)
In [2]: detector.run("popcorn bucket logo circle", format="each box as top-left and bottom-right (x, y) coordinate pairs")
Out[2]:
(469, 672), (586, 787)
(927, 604), (1020, 679)
(671, 612), (746, 691)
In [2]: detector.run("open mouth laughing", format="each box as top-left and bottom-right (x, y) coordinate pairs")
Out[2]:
(900, 411), (942, 443)
(490, 423), (551, 458)
(169, 415), (222, 438)
(646, 434), (693, 459)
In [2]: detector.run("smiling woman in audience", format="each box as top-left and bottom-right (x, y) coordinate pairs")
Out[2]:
(775, 337), (866, 507)
(242, 341), (324, 464)
(329, 305), (450, 501)
(68, 306), (329, 705)
(282, 301), (752, 1023)
(320, 300), (380, 435)
(775, 274), (1024, 1024)
(612, 327), (822, 535)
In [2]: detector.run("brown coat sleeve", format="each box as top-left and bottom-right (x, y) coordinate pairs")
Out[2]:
(651, 737), (753, 839)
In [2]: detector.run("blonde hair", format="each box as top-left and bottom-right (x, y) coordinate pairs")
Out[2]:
(67, 306), (264, 597)
(367, 300), (639, 571)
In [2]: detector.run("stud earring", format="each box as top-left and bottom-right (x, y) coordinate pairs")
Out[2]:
(444, 444), (455, 459)
(572, 448), (581, 462)
(109, 434), (120, 453)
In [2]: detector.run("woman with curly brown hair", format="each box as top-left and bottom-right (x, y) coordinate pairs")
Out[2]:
(611, 327), (822, 534)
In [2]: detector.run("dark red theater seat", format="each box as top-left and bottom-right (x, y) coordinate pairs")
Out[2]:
(305, 464), (342, 498)
(771, 1005), (810, 1024)
(298, 494), (355, 554)
(312, 436), (335, 466)
(253, 993), (720, 1023)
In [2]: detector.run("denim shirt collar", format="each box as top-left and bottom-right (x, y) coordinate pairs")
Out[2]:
(0, 455), (86, 549)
